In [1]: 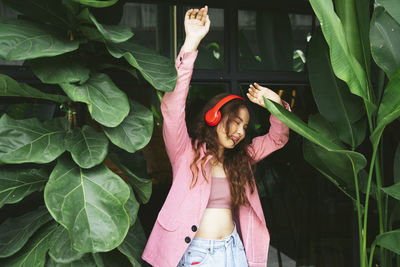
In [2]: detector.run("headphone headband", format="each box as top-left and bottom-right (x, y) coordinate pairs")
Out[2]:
(205, 95), (245, 126)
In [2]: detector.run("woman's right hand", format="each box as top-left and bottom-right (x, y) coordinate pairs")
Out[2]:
(183, 6), (210, 52)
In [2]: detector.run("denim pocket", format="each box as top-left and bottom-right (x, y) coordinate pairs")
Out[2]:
(184, 247), (210, 266)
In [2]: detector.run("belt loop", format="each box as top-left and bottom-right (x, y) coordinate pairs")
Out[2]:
(231, 231), (236, 247)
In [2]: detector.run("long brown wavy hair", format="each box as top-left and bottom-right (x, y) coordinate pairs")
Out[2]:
(188, 93), (255, 208)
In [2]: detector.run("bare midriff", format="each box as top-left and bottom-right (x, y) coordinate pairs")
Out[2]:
(194, 160), (234, 240)
(194, 208), (234, 239)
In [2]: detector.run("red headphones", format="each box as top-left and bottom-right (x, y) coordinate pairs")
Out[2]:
(205, 95), (245, 126)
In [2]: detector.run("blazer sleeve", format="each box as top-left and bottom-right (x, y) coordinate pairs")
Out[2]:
(249, 100), (291, 163)
(161, 47), (198, 164)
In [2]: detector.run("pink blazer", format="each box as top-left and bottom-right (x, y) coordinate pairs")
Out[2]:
(142, 48), (290, 267)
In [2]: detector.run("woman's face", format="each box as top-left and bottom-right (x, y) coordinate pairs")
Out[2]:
(216, 107), (250, 150)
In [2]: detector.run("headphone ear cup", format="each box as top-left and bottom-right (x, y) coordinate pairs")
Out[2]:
(205, 109), (221, 126)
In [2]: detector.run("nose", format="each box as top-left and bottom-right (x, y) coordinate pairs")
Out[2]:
(237, 125), (245, 135)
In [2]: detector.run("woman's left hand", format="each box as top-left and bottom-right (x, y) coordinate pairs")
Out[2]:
(247, 82), (283, 108)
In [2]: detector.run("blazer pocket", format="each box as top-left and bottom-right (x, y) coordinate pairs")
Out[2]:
(156, 207), (180, 232)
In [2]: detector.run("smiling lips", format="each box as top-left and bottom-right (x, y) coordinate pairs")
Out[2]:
(231, 136), (240, 144)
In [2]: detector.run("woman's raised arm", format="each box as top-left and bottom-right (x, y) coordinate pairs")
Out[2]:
(161, 7), (210, 165)
(246, 83), (291, 163)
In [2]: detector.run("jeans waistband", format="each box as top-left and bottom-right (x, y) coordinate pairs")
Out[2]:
(189, 222), (240, 249)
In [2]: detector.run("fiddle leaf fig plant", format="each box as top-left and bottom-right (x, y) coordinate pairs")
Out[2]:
(0, 0), (177, 266)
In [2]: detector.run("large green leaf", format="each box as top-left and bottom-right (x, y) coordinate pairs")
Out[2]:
(70, 0), (118, 8)
(263, 97), (366, 180)
(65, 125), (109, 169)
(103, 100), (153, 153)
(308, 29), (366, 149)
(124, 186), (139, 226)
(2, 222), (58, 267)
(303, 115), (360, 200)
(0, 74), (68, 102)
(371, 67), (400, 146)
(117, 219), (146, 267)
(78, 8), (133, 43)
(60, 73), (129, 127)
(44, 156), (130, 252)
(106, 39), (177, 92)
(309, 0), (375, 110)
(0, 115), (68, 164)
(382, 183), (400, 201)
(370, 6), (400, 79)
(46, 254), (96, 267)
(108, 153), (152, 204)
(0, 168), (47, 208)
(335, 0), (371, 76)
(29, 55), (90, 85)
(0, 206), (52, 258)
(2, 0), (71, 30)
(376, 0), (400, 25)
(374, 229), (400, 254)
(0, 19), (78, 61)
(48, 226), (84, 264)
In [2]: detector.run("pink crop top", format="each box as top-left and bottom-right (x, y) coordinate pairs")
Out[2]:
(206, 177), (232, 209)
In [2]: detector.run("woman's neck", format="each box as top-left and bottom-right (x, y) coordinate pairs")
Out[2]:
(217, 145), (224, 159)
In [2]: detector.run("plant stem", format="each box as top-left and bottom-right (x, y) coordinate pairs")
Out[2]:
(362, 145), (378, 266)
(368, 243), (376, 267)
(352, 161), (363, 267)
(374, 154), (385, 266)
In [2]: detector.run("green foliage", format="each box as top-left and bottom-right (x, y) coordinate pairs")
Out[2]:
(47, 226), (85, 263)
(44, 156), (130, 252)
(106, 39), (177, 92)
(0, 0), (176, 265)
(370, 6), (400, 79)
(65, 125), (109, 168)
(263, 0), (400, 265)
(0, 19), (79, 60)
(0, 169), (48, 208)
(307, 29), (366, 149)
(0, 115), (68, 164)
(103, 100), (153, 154)
(60, 73), (130, 127)
(0, 206), (52, 258)
(2, 222), (58, 267)
(0, 74), (69, 102)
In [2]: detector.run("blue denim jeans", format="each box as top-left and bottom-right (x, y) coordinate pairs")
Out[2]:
(177, 223), (249, 267)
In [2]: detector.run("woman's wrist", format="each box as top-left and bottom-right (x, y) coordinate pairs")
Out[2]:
(183, 36), (201, 52)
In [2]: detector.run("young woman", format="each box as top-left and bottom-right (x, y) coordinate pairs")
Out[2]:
(142, 6), (290, 267)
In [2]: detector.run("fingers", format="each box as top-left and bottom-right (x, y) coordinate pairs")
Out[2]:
(246, 91), (260, 105)
(248, 85), (258, 99)
(247, 83), (263, 105)
(186, 6), (208, 25)
(190, 9), (198, 19)
(197, 6), (208, 21)
(253, 82), (262, 91)
(185, 9), (192, 20)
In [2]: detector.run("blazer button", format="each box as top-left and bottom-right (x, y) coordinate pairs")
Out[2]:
(191, 225), (197, 232)
(185, 236), (191, 243)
